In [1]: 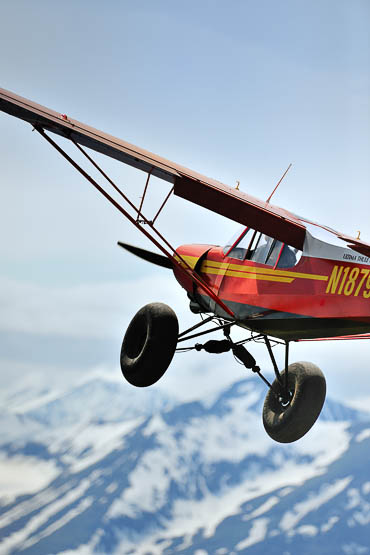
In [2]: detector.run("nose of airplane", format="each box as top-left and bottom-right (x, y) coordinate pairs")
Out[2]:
(172, 244), (214, 292)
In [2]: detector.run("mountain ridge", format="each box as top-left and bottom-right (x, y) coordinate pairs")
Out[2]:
(0, 374), (370, 554)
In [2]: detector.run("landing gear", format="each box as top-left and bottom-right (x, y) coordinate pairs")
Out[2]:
(262, 362), (326, 443)
(120, 302), (178, 387)
(177, 318), (327, 443)
(120, 308), (326, 442)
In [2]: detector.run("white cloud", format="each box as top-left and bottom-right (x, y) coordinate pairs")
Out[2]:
(0, 274), (187, 339)
(0, 455), (59, 504)
(1, 269), (370, 410)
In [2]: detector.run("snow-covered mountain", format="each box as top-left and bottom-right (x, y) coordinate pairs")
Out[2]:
(1, 373), (370, 554)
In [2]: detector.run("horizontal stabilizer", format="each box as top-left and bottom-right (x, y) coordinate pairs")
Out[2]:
(117, 242), (172, 269)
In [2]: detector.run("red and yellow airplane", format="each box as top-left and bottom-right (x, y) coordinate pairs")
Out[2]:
(2, 87), (370, 444)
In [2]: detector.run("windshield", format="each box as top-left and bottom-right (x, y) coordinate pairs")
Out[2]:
(223, 226), (251, 259)
(224, 226), (301, 268)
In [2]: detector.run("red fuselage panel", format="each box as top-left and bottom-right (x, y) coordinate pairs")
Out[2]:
(174, 244), (370, 340)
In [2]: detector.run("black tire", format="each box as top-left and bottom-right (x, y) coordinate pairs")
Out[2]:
(120, 302), (179, 387)
(263, 361), (326, 443)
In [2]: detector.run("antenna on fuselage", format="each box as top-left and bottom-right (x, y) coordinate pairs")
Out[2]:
(266, 163), (292, 203)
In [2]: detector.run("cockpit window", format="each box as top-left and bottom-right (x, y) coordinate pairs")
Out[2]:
(224, 227), (301, 268)
(249, 234), (275, 264)
(223, 227), (251, 259)
(277, 244), (300, 268)
(249, 234), (299, 267)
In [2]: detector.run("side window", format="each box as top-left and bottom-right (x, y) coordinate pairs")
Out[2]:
(249, 234), (275, 264)
(276, 245), (301, 268)
(249, 233), (279, 266)
(249, 234), (301, 268)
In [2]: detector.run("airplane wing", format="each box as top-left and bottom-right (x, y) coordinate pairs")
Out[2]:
(1, 86), (369, 257)
(0, 87), (306, 250)
(336, 235), (370, 258)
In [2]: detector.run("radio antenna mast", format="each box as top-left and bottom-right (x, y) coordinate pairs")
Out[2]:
(266, 163), (292, 203)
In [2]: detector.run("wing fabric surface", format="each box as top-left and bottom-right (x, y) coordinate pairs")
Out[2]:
(0, 87), (178, 183)
(2, 87), (370, 256)
(336, 235), (370, 259)
(0, 87), (306, 250)
(174, 176), (306, 249)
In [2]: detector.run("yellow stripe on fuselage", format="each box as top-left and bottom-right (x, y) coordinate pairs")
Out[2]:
(202, 260), (328, 282)
(174, 254), (329, 284)
(173, 255), (199, 270)
(202, 265), (293, 283)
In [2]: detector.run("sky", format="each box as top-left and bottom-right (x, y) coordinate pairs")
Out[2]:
(1, 0), (370, 408)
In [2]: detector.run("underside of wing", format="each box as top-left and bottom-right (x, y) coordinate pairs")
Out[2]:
(0, 87), (306, 249)
(2, 87), (369, 256)
(173, 175), (306, 250)
(0, 87), (179, 183)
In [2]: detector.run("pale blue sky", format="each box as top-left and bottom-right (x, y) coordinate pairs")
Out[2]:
(0, 0), (370, 404)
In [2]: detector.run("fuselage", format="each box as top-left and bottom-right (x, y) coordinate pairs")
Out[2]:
(173, 242), (370, 341)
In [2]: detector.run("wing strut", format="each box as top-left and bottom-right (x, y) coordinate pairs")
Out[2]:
(137, 168), (153, 223)
(152, 186), (174, 225)
(34, 126), (234, 318)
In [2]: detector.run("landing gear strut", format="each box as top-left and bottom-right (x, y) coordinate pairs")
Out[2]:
(178, 316), (326, 444)
(262, 361), (326, 443)
(120, 306), (326, 443)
